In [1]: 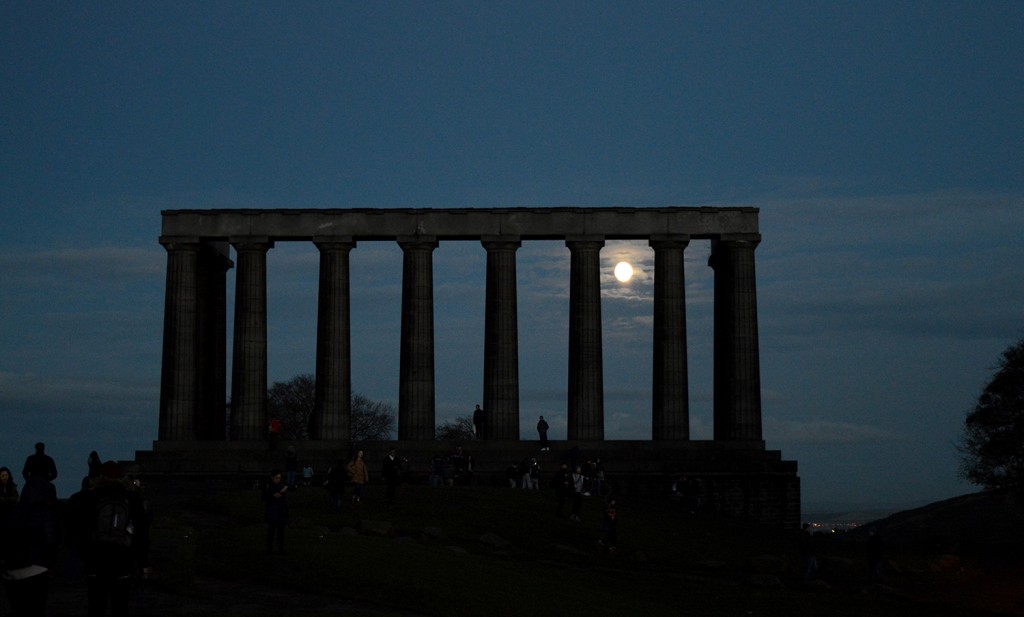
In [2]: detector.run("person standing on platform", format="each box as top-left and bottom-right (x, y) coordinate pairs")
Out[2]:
(537, 416), (550, 451)
(472, 404), (485, 439)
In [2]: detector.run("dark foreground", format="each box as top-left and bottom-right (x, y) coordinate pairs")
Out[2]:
(22, 483), (1024, 616)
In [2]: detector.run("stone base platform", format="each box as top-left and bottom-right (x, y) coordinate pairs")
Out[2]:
(130, 439), (799, 527)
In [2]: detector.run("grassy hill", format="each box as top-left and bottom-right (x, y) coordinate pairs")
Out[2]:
(47, 482), (1024, 616)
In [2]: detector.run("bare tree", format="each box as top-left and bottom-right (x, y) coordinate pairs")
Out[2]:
(266, 374), (396, 441)
(351, 393), (397, 442)
(435, 415), (474, 440)
(268, 374), (316, 440)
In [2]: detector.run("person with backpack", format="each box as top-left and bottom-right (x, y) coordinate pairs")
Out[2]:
(71, 461), (149, 617)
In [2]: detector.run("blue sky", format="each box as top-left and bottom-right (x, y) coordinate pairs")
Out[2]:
(2, 2), (1021, 510)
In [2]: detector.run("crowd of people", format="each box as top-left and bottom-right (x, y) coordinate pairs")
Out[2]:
(0, 443), (151, 617)
(264, 442), (620, 557)
(3, 437), (886, 615)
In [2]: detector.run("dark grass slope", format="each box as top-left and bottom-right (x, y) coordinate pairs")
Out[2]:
(103, 482), (1021, 617)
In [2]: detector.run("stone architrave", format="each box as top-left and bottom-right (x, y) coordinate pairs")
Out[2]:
(312, 239), (356, 441)
(158, 238), (201, 441)
(566, 237), (605, 440)
(710, 237), (763, 442)
(650, 235), (690, 440)
(229, 239), (273, 441)
(398, 237), (438, 440)
(482, 237), (521, 440)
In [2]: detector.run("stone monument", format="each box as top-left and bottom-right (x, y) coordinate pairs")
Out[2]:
(133, 207), (799, 526)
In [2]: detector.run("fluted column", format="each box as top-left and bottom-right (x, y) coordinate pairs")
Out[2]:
(230, 238), (273, 441)
(566, 237), (605, 440)
(196, 242), (232, 440)
(398, 237), (438, 440)
(158, 238), (201, 441)
(312, 238), (355, 441)
(650, 235), (690, 440)
(482, 237), (521, 440)
(710, 236), (763, 443)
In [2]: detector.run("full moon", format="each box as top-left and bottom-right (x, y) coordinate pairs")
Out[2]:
(613, 261), (634, 282)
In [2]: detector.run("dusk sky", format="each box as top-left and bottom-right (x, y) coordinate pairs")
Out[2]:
(2, 2), (1021, 511)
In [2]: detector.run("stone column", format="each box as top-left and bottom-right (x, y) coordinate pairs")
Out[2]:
(312, 238), (355, 441)
(398, 237), (438, 440)
(196, 242), (232, 440)
(566, 237), (605, 440)
(482, 237), (521, 440)
(709, 236), (763, 442)
(158, 238), (201, 441)
(650, 235), (690, 440)
(230, 238), (273, 441)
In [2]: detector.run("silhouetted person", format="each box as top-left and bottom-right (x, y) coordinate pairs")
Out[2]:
(551, 464), (570, 517)
(382, 448), (400, 503)
(87, 451), (103, 483)
(22, 443), (57, 483)
(598, 496), (617, 554)
(0, 466), (19, 522)
(537, 416), (550, 451)
(267, 417), (282, 451)
(472, 404), (484, 439)
(71, 462), (150, 617)
(325, 460), (346, 513)
(569, 465), (585, 521)
(284, 446), (298, 490)
(261, 469), (288, 555)
(346, 450), (369, 503)
(2, 474), (59, 617)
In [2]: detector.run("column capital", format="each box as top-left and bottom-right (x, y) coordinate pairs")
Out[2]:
(565, 236), (605, 250)
(713, 233), (761, 247)
(159, 236), (202, 251)
(649, 234), (691, 250)
(481, 236), (521, 251)
(229, 237), (275, 251)
(397, 236), (439, 250)
(313, 236), (357, 252)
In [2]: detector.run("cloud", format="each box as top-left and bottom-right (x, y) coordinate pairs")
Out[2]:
(757, 193), (1024, 344)
(764, 416), (898, 444)
(0, 371), (158, 409)
(0, 246), (165, 282)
